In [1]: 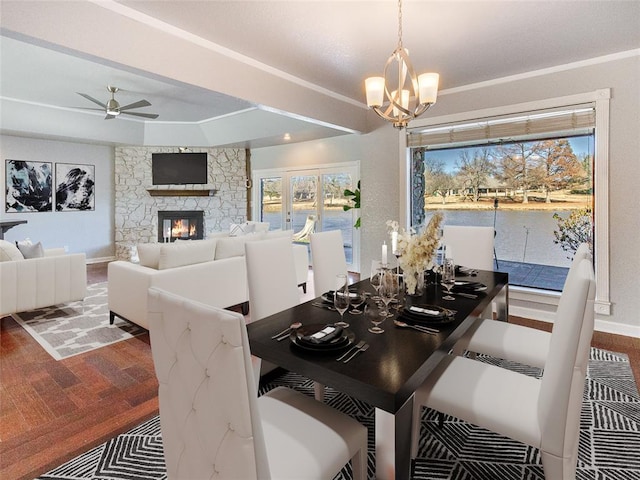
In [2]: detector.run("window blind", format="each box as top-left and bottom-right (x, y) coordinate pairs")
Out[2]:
(407, 105), (596, 149)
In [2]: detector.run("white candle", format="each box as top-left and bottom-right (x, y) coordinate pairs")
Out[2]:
(382, 242), (388, 266)
(391, 231), (398, 255)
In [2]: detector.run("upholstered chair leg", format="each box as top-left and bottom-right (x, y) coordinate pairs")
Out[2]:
(314, 382), (325, 402)
(241, 302), (250, 315)
(541, 451), (576, 480)
(109, 311), (115, 325)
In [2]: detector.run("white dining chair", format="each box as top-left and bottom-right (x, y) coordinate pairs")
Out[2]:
(148, 287), (368, 480)
(442, 225), (495, 271)
(310, 229), (348, 297)
(245, 236), (300, 388)
(452, 243), (592, 369)
(411, 258), (595, 480)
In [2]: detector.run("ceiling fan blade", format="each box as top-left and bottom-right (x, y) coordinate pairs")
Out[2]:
(121, 111), (159, 119)
(78, 93), (107, 109)
(119, 99), (151, 111)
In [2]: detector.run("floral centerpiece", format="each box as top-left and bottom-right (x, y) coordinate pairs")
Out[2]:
(386, 213), (443, 295)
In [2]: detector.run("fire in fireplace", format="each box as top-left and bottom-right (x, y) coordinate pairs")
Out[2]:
(158, 210), (204, 242)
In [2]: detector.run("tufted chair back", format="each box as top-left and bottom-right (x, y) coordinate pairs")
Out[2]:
(148, 287), (270, 479)
(310, 229), (348, 297)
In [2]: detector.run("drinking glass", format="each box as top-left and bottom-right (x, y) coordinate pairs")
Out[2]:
(365, 299), (385, 334)
(334, 274), (351, 327)
(379, 268), (399, 317)
(441, 258), (456, 301)
(370, 260), (382, 300)
(350, 290), (367, 315)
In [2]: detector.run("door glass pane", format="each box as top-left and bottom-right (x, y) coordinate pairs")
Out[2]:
(290, 175), (317, 242)
(259, 177), (283, 230)
(321, 173), (355, 264)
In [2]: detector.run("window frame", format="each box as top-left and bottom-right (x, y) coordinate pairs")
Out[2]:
(401, 89), (611, 317)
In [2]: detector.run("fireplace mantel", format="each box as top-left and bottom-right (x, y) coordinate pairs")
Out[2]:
(147, 188), (217, 197)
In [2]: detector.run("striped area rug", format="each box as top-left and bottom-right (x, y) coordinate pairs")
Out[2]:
(37, 348), (639, 480)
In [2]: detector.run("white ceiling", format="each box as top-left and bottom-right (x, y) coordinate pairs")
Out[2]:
(1, 0), (639, 148)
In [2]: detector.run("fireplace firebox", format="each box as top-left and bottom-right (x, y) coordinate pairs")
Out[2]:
(158, 210), (204, 242)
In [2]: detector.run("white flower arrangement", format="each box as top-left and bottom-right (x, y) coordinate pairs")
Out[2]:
(386, 213), (444, 294)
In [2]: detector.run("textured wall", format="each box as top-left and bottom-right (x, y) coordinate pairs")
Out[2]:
(114, 147), (246, 259)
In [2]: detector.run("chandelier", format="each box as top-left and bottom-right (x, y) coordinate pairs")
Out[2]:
(364, 0), (439, 129)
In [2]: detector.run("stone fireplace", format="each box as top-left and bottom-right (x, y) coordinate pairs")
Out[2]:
(158, 210), (204, 242)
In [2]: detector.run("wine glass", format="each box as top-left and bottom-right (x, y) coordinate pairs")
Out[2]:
(350, 290), (367, 315)
(441, 258), (456, 301)
(379, 268), (399, 317)
(370, 260), (382, 300)
(334, 274), (351, 327)
(365, 299), (385, 334)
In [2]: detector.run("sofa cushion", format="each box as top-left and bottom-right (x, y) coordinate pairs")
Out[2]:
(137, 243), (163, 269)
(215, 233), (265, 260)
(16, 240), (45, 259)
(0, 239), (24, 262)
(266, 230), (294, 240)
(158, 239), (216, 270)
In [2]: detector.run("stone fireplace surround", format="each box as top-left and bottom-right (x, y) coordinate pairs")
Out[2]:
(115, 147), (247, 260)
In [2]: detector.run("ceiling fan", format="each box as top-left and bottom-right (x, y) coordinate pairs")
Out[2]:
(77, 85), (159, 120)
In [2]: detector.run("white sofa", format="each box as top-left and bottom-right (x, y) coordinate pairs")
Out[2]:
(108, 231), (309, 329)
(0, 240), (87, 316)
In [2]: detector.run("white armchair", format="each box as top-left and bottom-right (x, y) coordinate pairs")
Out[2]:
(148, 287), (368, 480)
(0, 242), (86, 316)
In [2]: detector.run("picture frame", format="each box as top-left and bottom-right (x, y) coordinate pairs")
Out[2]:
(5, 159), (53, 213)
(55, 163), (95, 211)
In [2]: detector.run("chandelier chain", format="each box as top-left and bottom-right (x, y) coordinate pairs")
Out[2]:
(397, 0), (403, 48)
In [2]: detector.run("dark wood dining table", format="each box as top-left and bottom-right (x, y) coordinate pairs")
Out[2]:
(247, 269), (508, 480)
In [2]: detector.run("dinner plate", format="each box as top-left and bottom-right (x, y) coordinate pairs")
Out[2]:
(453, 281), (487, 292)
(290, 324), (355, 352)
(399, 305), (457, 326)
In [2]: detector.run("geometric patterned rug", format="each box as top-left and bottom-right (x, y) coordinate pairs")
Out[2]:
(36, 348), (640, 480)
(11, 282), (146, 360)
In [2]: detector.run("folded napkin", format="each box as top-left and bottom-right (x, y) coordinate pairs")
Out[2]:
(407, 305), (443, 317)
(325, 290), (359, 299)
(301, 325), (344, 344)
(452, 281), (486, 292)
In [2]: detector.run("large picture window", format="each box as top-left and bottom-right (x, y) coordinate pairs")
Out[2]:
(408, 106), (595, 292)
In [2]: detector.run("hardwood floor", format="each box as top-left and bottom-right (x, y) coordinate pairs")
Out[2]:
(1, 262), (638, 480)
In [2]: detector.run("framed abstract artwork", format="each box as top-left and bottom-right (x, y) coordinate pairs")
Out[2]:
(55, 163), (95, 211)
(5, 160), (53, 212)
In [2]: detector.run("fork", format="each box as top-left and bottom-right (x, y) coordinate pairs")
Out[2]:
(336, 340), (365, 361)
(343, 343), (369, 363)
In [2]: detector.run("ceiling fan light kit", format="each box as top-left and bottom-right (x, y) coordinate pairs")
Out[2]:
(77, 85), (159, 120)
(365, 0), (439, 129)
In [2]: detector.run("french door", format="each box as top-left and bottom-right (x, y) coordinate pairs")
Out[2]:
(252, 163), (360, 272)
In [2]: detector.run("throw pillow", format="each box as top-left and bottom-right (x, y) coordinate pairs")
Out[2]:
(137, 243), (162, 269)
(248, 221), (270, 233)
(0, 239), (24, 262)
(229, 222), (255, 237)
(16, 241), (44, 259)
(215, 233), (266, 260)
(265, 229), (294, 240)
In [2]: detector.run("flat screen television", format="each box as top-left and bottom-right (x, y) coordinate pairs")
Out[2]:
(152, 152), (208, 185)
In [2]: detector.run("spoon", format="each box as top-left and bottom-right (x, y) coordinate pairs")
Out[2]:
(273, 322), (302, 341)
(393, 320), (438, 335)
